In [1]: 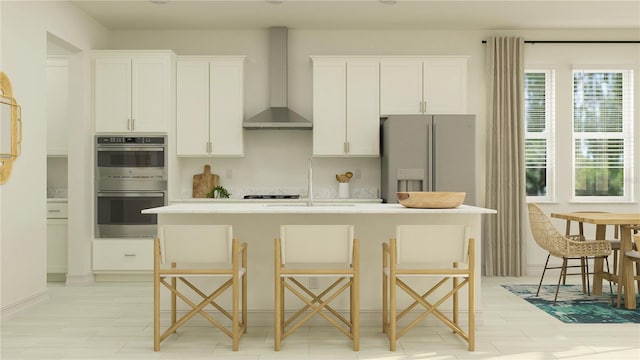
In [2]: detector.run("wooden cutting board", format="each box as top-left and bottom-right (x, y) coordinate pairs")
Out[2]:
(192, 165), (220, 198)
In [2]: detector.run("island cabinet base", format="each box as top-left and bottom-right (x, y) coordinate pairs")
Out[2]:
(153, 210), (488, 323)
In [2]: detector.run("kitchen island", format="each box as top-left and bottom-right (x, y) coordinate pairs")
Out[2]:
(143, 203), (496, 325)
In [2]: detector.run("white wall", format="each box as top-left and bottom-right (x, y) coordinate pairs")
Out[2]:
(0, 0), (107, 315)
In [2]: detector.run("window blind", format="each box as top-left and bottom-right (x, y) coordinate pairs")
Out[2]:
(525, 70), (554, 199)
(572, 69), (634, 199)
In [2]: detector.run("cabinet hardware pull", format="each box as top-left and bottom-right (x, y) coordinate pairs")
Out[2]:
(127, 119), (131, 130)
(124, 254), (136, 257)
(132, 119), (135, 131)
(48, 209), (61, 212)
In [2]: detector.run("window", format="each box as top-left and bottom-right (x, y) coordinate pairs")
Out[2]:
(572, 69), (634, 201)
(525, 70), (555, 201)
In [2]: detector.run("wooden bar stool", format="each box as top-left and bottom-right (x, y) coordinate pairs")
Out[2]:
(274, 225), (359, 351)
(382, 225), (475, 351)
(153, 225), (247, 351)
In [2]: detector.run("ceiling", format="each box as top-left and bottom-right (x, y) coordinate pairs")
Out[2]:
(70, 0), (640, 31)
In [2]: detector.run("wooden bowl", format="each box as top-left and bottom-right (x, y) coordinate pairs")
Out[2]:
(396, 192), (466, 209)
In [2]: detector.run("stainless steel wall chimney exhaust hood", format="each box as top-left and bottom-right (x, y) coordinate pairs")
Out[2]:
(243, 27), (312, 129)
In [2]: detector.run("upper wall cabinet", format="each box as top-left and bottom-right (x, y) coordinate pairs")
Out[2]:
(47, 57), (69, 155)
(380, 57), (468, 115)
(94, 51), (175, 133)
(176, 56), (245, 157)
(312, 57), (379, 156)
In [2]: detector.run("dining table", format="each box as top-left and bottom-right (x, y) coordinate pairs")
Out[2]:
(551, 212), (640, 309)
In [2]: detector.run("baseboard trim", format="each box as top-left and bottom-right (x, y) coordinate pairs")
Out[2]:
(65, 273), (95, 285)
(94, 273), (152, 282)
(1, 289), (49, 320)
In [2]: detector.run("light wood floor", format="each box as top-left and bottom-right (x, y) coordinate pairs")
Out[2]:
(2, 276), (639, 359)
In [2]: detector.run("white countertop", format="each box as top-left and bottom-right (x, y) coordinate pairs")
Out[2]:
(143, 203), (496, 215)
(170, 198), (382, 204)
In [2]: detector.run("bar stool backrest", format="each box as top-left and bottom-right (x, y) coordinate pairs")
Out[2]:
(395, 225), (470, 265)
(280, 225), (354, 264)
(159, 224), (233, 264)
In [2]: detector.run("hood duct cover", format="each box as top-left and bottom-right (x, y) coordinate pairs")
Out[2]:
(243, 27), (312, 129)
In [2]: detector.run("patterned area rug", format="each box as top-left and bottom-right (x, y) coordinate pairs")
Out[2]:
(502, 284), (640, 323)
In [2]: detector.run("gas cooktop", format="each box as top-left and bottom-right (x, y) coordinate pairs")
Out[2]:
(243, 195), (300, 199)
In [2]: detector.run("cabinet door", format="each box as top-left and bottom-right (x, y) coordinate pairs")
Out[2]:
(346, 60), (379, 156)
(177, 60), (210, 156)
(380, 59), (422, 115)
(94, 57), (131, 133)
(131, 56), (170, 132)
(423, 58), (467, 114)
(313, 60), (347, 156)
(47, 219), (68, 273)
(92, 239), (153, 271)
(210, 59), (244, 156)
(46, 58), (69, 155)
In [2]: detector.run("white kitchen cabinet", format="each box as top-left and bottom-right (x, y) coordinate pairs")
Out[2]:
(312, 58), (379, 156)
(92, 239), (153, 272)
(46, 57), (69, 155)
(380, 57), (468, 115)
(94, 51), (175, 133)
(47, 202), (67, 276)
(176, 56), (244, 156)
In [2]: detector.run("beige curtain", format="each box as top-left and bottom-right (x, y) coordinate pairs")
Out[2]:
(483, 37), (526, 276)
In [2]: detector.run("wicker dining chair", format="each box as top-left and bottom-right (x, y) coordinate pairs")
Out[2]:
(616, 229), (640, 307)
(564, 211), (620, 294)
(527, 203), (613, 304)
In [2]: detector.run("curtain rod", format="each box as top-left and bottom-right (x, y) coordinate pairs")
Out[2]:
(481, 40), (640, 44)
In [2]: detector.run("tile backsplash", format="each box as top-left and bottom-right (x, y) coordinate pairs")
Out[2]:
(174, 131), (381, 199)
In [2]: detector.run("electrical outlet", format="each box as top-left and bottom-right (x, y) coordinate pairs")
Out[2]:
(355, 168), (362, 179)
(226, 168), (232, 179)
(309, 277), (319, 289)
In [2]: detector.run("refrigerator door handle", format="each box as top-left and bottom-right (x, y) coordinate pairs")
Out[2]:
(431, 122), (436, 191)
(427, 120), (433, 191)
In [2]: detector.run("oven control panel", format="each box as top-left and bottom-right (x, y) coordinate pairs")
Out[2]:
(97, 136), (166, 145)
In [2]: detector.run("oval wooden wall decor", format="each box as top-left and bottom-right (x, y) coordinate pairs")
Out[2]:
(0, 71), (22, 185)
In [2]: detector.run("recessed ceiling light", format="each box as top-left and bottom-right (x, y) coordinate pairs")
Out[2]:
(266, 0), (285, 4)
(150, 0), (170, 5)
(379, 0), (398, 4)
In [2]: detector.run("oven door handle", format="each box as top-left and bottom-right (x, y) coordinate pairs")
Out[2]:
(97, 191), (165, 198)
(96, 147), (165, 152)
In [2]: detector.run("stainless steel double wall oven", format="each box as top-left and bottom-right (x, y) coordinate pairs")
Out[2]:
(95, 135), (167, 238)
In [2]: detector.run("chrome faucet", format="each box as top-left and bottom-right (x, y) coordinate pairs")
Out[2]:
(307, 158), (314, 206)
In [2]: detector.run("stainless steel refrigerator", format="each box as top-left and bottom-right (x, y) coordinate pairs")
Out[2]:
(381, 114), (476, 205)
